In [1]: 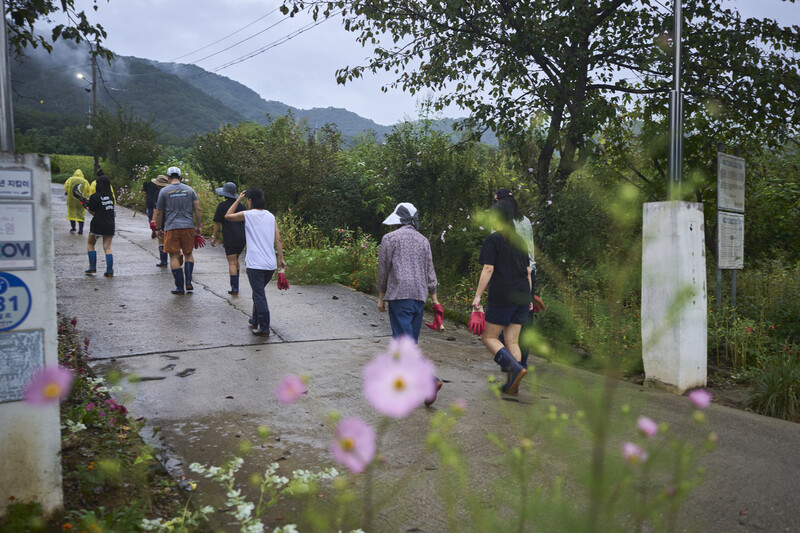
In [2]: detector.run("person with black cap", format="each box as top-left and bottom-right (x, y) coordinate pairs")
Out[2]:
(376, 202), (443, 406)
(154, 166), (202, 295)
(493, 188), (536, 370)
(472, 199), (532, 396)
(211, 182), (246, 295)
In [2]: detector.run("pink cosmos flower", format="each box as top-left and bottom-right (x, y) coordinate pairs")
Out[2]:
(275, 374), (307, 406)
(331, 417), (376, 474)
(688, 389), (712, 409)
(622, 442), (648, 464)
(636, 416), (658, 437)
(363, 336), (437, 419)
(23, 366), (74, 405)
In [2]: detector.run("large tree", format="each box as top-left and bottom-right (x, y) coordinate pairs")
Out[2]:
(5, 0), (112, 60)
(282, 0), (799, 205)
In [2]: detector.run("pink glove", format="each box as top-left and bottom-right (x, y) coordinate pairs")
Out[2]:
(194, 235), (206, 249)
(425, 303), (444, 331)
(468, 310), (486, 336)
(533, 295), (546, 313)
(277, 271), (289, 290)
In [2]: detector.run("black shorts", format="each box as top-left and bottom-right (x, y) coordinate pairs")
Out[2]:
(224, 244), (245, 256)
(485, 304), (529, 326)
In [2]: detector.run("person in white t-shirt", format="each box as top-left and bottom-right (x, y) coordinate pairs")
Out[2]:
(225, 187), (286, 337)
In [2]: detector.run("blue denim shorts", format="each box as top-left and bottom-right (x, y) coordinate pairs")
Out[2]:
(485, 304), (529, 326)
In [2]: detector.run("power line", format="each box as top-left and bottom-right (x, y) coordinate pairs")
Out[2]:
(169, 8), (281, 62)
(194, 11), (341, 78)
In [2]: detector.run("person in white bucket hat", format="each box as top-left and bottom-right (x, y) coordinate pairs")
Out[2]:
(377, 202), (444, 406)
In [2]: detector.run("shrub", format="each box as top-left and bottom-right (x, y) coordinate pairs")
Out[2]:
(749, 343), (800, 422)
(49, 154), (95, 183)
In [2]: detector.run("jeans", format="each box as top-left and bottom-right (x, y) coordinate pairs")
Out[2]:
(387, 299), (425, 342)
(246, 268), (275, 331)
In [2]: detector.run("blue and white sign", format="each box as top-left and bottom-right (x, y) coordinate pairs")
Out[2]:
(0, 168), (33, 199)
(0, 272), (32, 331)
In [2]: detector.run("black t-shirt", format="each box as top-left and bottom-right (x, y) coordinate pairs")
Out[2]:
(213, 199), (246, 248)
(142, 181), (160, 209)
(478, 232), (530, 306)
(88, 193), (115, 236)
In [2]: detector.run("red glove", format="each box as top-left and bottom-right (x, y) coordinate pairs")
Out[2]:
(533, 295), (546, 313)
(194, 235), (206, 249)
(277, 270), (289, 290)
(149, 221), (157, 231)
(425, 303), (444, 331)
(468, 310), (486, 336)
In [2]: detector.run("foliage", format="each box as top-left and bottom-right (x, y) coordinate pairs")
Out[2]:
(5, 0), (112, 61)
(191, 115), (342, 215)
(49, 154), (96, 182)
(285, 228), (378, 291)
(732, 259), (800, 344)
(285, 0), (799, 217)
(0, 501), (46, 532)
(93, 108), (165, 180)
(749, 343), (800, 422)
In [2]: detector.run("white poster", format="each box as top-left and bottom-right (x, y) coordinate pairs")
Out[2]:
(718, 212), (744, 270)
(0, 203), (36, 269)
(717, 153), (745, 213)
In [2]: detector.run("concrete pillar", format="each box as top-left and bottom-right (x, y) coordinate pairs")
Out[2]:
(641, 201), (707, 392)
(0, 153), (62, 515)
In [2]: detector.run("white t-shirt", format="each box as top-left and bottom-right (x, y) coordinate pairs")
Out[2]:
(243, 209), (277, 270)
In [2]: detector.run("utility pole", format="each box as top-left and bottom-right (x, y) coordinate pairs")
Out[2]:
(667, 0), (684, 198)
(0, 1), (15, 152)
(91, 47), (99, 175)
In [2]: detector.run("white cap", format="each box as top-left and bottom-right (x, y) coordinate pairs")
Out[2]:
(383, 202), (417, 225)
(167, 166), (181, 177)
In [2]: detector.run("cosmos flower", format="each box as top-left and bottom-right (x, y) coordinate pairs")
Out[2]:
(622, 442), (648, 464)
(331, 417), (376, 474)
(275, 374), (307, 406)
(363, 336), (436, 419)
(636, 416), (658, 437)
(688, 389), (712, 409)
(24, 366), (74, 405)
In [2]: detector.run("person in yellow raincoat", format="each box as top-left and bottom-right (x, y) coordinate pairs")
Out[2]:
(64, 169), (90, 234)
(87, 168), (115, 200)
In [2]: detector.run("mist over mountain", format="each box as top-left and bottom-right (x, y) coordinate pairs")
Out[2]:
(11, 40), (495, 145)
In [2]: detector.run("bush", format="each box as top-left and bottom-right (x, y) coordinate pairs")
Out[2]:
(749, 343), (800, 422)
(49, 154), (96, 183)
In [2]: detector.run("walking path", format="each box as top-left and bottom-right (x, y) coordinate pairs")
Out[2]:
(50, 184), (800, 532)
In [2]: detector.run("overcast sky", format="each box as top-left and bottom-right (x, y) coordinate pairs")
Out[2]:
(58, 0), (800, 126)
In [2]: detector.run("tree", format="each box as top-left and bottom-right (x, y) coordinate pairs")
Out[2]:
(282, 0), (799, 207)
(5, 0), (112, 61)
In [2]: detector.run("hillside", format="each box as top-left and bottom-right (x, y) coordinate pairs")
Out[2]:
(11, 40), (495, 146)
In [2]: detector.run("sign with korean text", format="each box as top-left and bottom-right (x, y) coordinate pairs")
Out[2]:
(0, 203), (36, 269)
(718, 212), (744, 270)
(717, 153), (745, 213)
(0, 168), (33, 199)
(0, 329), (44, 403)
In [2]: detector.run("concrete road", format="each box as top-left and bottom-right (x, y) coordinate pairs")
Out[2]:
(51, 185), (800, 532)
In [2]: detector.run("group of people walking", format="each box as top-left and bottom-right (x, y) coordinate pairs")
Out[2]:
(376, 188), (538, 404)
(67, 170), (538, 401)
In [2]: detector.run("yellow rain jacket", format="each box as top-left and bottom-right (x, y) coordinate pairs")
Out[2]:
(87, 179), (116, 203)
(64, 169), (90, 222)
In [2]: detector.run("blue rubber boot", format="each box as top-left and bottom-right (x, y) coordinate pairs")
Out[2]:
(494, 347), (527, 396)
(85, 251), (97, 274)
(156, 246), (168, 267)
(184, 261), (194, 292)
(104, 254), (113, 277)
(171, 268), (185, 294)
(229, 274), (239, 294)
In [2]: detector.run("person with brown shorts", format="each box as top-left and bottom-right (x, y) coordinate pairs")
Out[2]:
(154, 167), (202, 295)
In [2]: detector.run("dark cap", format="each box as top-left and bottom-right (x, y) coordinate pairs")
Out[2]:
(494, 188), (513, 200)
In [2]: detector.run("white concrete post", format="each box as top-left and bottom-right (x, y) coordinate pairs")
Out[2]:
(0, 153), (62, 515)
(641, 201), (707, 392)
